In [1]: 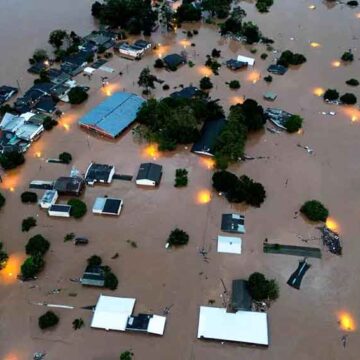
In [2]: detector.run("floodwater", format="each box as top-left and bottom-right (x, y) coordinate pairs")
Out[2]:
(1, 0), (360, 359)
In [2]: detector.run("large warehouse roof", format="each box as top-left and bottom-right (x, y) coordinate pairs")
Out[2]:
(79, 92), (144, 138)
(197, 306), (269, 346)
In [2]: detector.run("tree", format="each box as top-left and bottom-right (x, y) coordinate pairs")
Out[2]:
(235, 99), (266, 131)
(175, 168), (188, 187)
(341, 51), (354, 62)
(120, 351), (133, 360)
(300, 200), (329, 222)
(25, 234), (50, 256)
(175, 3), (202, 22)
(154, 58), (165, 68)
(72, 318), (85, 330)
(220, 6), (246, 36)
(0, 151), (25, 170)
(21, 191), (38, 203)
(200, 77), (213, 90)
(59, 152), (72, 164)
(212, 170), (238, 193)
(284, 115), (303, 133)
(68, 199), (87, 218)
(0, 242), (9, 270)
(22, 217), (37, 232)
(138, 67), (157, 93)
(87, 255), (102, 267)
(264, 75), (272, 83)
(49, 30), (68, 49)
(202, 0), (231, 18)
(68, 87), (88, 104)
(21, 254), (45, 279)
(105, 271), (119, 290)
(211, 48), (221, 58)
(38, 311), (59, 329)
(32, 49), (49, 63)
(91, 1), (103, 17)
(159, 1), (174, 31)
(248, 272), (279, 301)
(277, 50), (306, 67)
(242, 22), (261, 44)
(340, 93), (357, 105)
(0, 192), (5, 209)
(346, 78), (359, 86)
(43, 116), (58, 131)
(167, 228), (189, 246)
(229, 80), (240, 89)
(323, 89), (339, 101)
(256, 0), (274, 12)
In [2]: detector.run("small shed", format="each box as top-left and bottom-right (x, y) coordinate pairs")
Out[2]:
(263, 91), (277, 102)
(237, 55), (255, 66)
(92, 197), (123, 216)
(226, 59), (248, 71)
(136, 163), (162, 186)
(221, 213), (246, 234)
(39, 190), (58, 209)
(81, 265), (105, 287)
(48, 204), (71, 217)
(217, 236), (242, 254)
(231, 280), (252, 311)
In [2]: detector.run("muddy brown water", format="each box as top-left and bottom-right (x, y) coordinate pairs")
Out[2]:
(1, 0), (360, 359)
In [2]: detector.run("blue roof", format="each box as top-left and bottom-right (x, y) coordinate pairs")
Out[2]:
(79, 92), (145, 138)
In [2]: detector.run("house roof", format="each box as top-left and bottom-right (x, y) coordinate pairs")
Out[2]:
(170, 86), (202, 99)
(221, 213), (245, 234)
(136, 163), (162, 183)
(91, 294), (136, 331)
(126, 314), (166, 335)
(191, 118), (226, 156)
(226, 59), (248, 70)
(85, 163), (115, 184)
(0, 86), (18, 105)
(237, 55), (255, 66)
(49, 204), (71, 213)
(78, 92), (145, 138)
(163, 53), (186, 68)
(81, 265), (105, 286)
(217, 235), (242, 254)
(263, 91), (277, 101)
(231, 280), (252, 311)
(92, 197), (123, 215)
(197, 306), (269, 345)
(133, 39), (151, 49)
(54, 176), (84, 194)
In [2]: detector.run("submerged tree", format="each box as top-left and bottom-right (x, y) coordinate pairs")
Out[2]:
(138, 67), (157, 94)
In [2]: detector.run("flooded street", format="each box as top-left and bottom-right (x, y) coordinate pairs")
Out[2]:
(1, 0), (360, 359)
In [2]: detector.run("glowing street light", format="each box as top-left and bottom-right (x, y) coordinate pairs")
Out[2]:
(310, 42), (321, 48)
(331, 60), (341, 68)
(337, 311), (356, 331)
(196, 190), (211, 204)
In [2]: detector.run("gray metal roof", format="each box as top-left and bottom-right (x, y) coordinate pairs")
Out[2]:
(231, 280), (252, 311)
(136, 163), (162, 183)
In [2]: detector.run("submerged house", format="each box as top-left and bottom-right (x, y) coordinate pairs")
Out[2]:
(267, 64), (287, 75)
(0, 86), (18, 105)
(265, 108), (292, 129)
(92, 197), (123, 216)
(231, 279), (252, 311)
(237, 55), (255, 66)
(136, 163), (162, 186)
(115, 43), (145, 59)
(85, 162), (115, 185)
(54, 176), (85, 196)
(163, 54), (186, 69)
(226, 59), (248, 71)
(78, 92), (145, 138)
(81, 265), (105, 287)
(191, 118), (226, 157)
(170, 86), (203, 100)
(221, 213), (246, 234)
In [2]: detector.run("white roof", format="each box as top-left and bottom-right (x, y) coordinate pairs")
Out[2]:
(92, 197), (107, 213)
(84, 67), (96, 75)
(147, 315), (167, 335)
(91, 294), (136, 331)
(197, 307), (269, 345)
(237, 55), (255, 66)
(217, 236), (242, 254)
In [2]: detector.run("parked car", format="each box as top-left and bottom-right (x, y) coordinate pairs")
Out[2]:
(74, 237), (89, 245)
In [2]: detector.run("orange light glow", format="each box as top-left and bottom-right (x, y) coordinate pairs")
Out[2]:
(326, 217), (340, 233)
(196, 190), (211, 204)
(0, 171), (21, 192)
(247, 71), (261, 84)
(331, 60), (341, 68)
(337, 311), (356, 331)
(62, 123), (70, 131)
(197, 65), (212, 77)
(310, 42), (321, 48)
(356, 12), (360, 19)
(342, 107), (360, 123)
(313, 87), (325, 96)
(4, 354), (19, 360)
(179, 39), (191, 48)
(199, 157), (215, 170)
(297, 128), (304, 135)
(0, 253), (25, 284)
(154, 44), (170, 58)
(142, 144), (160, 160)
(35, 151), (42, 158)
(229, 95), (245, 105)
(101, 83), (120, 97)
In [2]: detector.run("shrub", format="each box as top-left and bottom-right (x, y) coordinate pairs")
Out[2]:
(340, 93), (357, 105)
(323, 89), (339, 101)
(105, 272), (119, 290)
(175, 168), (188, 187)
(120, 351), (133, 360)
(0, 242), (9, 270)
(68, 199), (87, 219)
(167, 228), (189, 246)
(284, 115), (303, 133)
(229, 80), (241, 89)
(347, 0), (358, 6)
(248, 272), (279, 301)
(43, 117), (58, 131)
(264, 75), (273, 83)
(22, 217), (37, 232)
(346, 78), (359, 86)
(72, 318), (84, 330)
(341, 51), (354, 62)
(0, 151), (25, 170)
(211, 48), (221, 58)
(0, 192), (5, 208)
(200, 76), (213, 90)
(21, 191), (38, 203)
(26, 234), (50, 256)
(187, 30), (193, 38)
(68, 87), (88, 104)
(261, 53), (268, 60)
(21, 254), (45, 279)
(256, 0), (274, 12)
(38, 311), (59, 329)
(277, 50), (306, 67)
(64, 233), (75, 242)
(300, 200), (329, 222)
(162, 84), (170, 90)
(154, 58), (165, 68)
(87, 255), (102, 267)
(59, 152), (72, 164)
